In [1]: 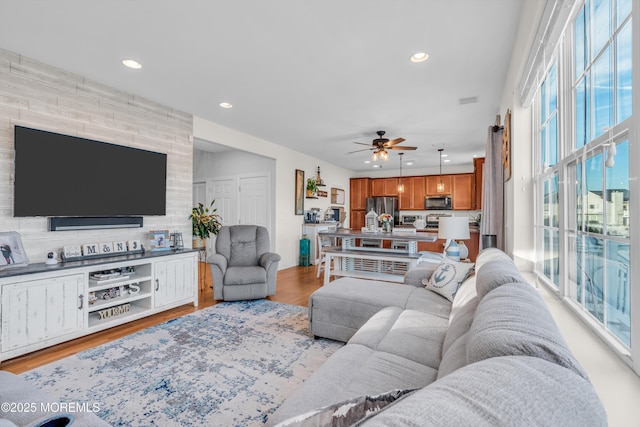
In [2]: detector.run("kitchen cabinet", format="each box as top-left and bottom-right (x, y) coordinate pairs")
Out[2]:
(371, 178), (399, 197)
(350, 178), (371, 210)
(474, 157), (485, 209)
(425, 175), (452, 195)
(452, 174), (474, 210)
(399, 176), (426, 210)
(350, 210), (366, 230)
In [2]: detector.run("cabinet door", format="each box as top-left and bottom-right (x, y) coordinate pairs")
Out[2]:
(349, 178), (370, 210)
(350, 210), (366, 230)
(452, 174), (474, 210)
(1, 274), (84, 353)
(425, 175), (452, 195)
(399, 176), (425, 210)
(154, 257), (195, 308)
(371, 178), (399, 196)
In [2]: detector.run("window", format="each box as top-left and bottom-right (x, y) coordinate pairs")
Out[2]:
(535, 0), (633, 357)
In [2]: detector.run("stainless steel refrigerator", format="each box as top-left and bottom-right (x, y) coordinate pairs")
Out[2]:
(365, 197), (399, 226)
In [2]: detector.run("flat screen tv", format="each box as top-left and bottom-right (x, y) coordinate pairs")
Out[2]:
(14, 126), (167, 217)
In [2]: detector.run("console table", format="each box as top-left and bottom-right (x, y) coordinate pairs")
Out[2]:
(318, 229), (438, 284)
(0, 249), (198, 364)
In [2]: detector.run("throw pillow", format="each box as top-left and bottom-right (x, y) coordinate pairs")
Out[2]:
(423, 259), (475, 302)
(274, 389), (416, 427)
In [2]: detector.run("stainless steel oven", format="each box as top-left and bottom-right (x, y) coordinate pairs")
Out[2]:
(425, 195), (452, 210)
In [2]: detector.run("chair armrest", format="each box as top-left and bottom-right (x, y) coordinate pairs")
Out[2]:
(259, 252), (281, 270)
(404, 263), (438, 287)
(207, 253), (228, 273)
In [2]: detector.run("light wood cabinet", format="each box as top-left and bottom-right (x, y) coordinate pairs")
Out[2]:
(399, 176), (426, 210)
(452, 174), (474, 210)
(425, 175), (452, 195)
(350, 178), (370, 210)
(474, 157), (485, 209)
(371, 178), (399, 197)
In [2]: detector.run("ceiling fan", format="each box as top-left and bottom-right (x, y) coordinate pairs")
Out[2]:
(348, 131), (417, 161)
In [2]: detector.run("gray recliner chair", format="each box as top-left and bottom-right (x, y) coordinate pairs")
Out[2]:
(207, 225), (281, 301)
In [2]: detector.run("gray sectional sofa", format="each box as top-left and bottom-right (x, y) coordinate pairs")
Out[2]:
(268, 248), (607, 426)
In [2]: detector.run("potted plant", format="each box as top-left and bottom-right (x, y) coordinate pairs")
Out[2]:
(306, 178), (318, 197)
(189, 200), (222, 249)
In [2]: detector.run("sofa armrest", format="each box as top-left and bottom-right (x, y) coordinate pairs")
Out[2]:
(404, 263), (438, 287)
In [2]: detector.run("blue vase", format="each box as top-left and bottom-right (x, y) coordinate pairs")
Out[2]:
(446, 241), (460, 261)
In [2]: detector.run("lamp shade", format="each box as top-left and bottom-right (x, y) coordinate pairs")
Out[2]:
(438, 216), (470, 240)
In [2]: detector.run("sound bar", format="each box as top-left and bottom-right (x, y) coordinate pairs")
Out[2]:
(48, 216), (144, 231)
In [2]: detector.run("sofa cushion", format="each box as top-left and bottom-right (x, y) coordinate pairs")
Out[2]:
(475, 258), (527, 299)
(224, 265), (266, 285)
(474, 247), (513, 272)
(359, 356), (607, 427)
(423, 259), (474, 301)
(349, 307), (448, 369)
(467, 281), (589, 380)
(267, 343), (438, 426)
(403, 262), (438, 287)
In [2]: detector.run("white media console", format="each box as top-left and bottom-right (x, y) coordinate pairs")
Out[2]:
(0, 249), (198, 363)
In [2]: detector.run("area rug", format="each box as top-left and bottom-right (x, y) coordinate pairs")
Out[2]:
(23, 300), (343, 426)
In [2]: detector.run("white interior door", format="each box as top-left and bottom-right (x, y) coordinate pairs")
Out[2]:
(238, 174), (272, 241)
(208, 177), (236, 226)
(193, 182), (206, 207)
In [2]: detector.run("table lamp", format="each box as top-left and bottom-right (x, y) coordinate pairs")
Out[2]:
(438, 216), (470, 261)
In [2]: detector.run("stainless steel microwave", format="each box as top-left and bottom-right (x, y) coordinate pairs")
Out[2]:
(425, 195), (452, 210)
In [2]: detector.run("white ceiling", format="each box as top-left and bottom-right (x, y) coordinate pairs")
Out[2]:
(0, 0), (523, 172)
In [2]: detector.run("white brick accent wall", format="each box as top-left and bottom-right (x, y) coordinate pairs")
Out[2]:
(0, 49), (193, 262)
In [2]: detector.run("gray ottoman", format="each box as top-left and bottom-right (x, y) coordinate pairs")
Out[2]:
(309, 276), (451, 342)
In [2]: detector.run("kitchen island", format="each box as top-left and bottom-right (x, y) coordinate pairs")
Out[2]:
(318, 228), (438, 284)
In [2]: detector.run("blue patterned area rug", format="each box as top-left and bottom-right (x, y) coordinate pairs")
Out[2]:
(23, 300), (342, 426)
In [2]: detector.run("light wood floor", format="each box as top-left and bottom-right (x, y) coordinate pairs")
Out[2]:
(0, 263), (324, 374)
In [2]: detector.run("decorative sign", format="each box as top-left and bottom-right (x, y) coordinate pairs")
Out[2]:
(97, 303), (130, 320)
(128, 240), (141, 251)
(83, 243), (99, 256)
(99, 242), (114, 254)
(113, 241), (127, 253)
(63, 245), (82, 259)
(317, 190), (328, 198)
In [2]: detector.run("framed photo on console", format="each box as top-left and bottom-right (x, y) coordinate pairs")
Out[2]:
(149, 230), (171, 252)
(0, 231), (29, 269)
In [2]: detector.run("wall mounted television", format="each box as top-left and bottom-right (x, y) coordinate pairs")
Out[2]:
(14, 126), (167, 217)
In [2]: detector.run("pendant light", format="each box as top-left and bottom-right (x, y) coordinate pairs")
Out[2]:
(397, 153), (405, 193)
(437, 148), (444, 193)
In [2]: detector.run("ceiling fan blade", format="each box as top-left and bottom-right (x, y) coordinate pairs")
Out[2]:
(348, 147), (375, 154)
(385, 138), (405, 147)
(388, 146), (417, 150)
(352, 141), (374, 147)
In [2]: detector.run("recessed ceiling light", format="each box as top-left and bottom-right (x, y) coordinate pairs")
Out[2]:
(444, 159), (451, 163)
(122, 59), (142, 69)
(410, 52), (429, 63)
(364, 160), (371, 164)
(373, 164), (380, 168)
(441, 154), (449, 157)
(219, 102), (233, 109)
(406, 161), (414, 166)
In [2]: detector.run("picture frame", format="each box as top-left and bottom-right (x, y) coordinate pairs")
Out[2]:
(295, 169), (305, 215)
(0, 231), (29, 269)
(331, 188), (345, 205)
(149, 230), (171, 252)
